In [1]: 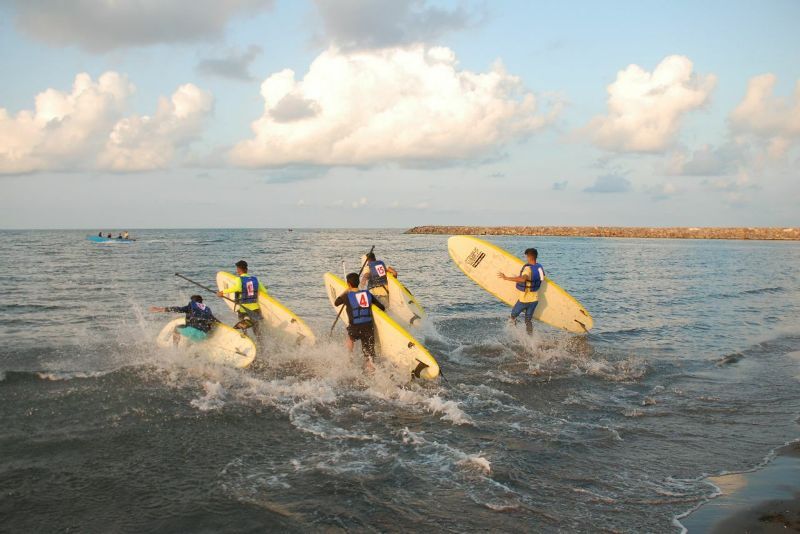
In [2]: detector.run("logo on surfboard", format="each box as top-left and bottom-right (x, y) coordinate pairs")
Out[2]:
(465, 247), (486, 268)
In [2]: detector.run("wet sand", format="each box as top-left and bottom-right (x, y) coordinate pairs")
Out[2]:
(679, 442), (800, 533)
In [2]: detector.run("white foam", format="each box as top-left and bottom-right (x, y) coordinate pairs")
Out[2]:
(190, 380), (227, 411)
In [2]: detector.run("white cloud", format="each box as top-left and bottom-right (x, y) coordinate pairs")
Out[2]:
(231, 45), (557, 168)
(584, 55), (717, 153)
(665, 143), (739, 176)
(9, 0), (274, 52)
(0, 72), (212, 174)
(583, 174), (631, 193)
(99, 84), (213, 172)
(730, 74), (800, 159)
(196, 45), (263, 81)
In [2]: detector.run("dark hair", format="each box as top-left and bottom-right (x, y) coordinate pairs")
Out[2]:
(524, 248), (538, 260)
(235, 260), (248, 271)
(366, 252), (376, 261)
(346, 273), (360, 288)
(191, 295), (203, 303)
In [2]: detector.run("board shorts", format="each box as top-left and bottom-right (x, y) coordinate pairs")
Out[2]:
(347, 323), (376, 360)
(176, 325), (209, 342)
(511, 301), (538, 322)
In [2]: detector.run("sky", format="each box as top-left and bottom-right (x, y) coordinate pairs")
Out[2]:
(0, 0), (798, 229)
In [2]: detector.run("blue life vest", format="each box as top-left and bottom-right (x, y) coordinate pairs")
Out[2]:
(239, 275), (259, 304)
(368, 260), (389, 288)
(187, 301), (215, 332)
(348, 290), (373, 325)
(516, 263), (544, 293)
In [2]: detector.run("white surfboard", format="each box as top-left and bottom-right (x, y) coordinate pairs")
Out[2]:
(324, 273), (439, 380)
(156, 317), (256, 368)
(448, 235), (593, 334)
(360, 256), (426, 329)
(216, 271), (316, 346)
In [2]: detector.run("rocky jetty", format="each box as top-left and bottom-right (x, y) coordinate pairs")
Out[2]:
(405, 226), (800, 241)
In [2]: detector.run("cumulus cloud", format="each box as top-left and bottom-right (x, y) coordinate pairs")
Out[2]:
(99, 84), (213, 172)
(583, 174), (631, 193)
(313, 0), (478, 50)
(0, 72), (212, 174)
(584, 55), (717, 153)
(666, 143), (739, 176)
(231, 45), (557, 168)
(8, 0), (274, 52)
(730, 74), (800, 159)
(196, 45), (263, 81)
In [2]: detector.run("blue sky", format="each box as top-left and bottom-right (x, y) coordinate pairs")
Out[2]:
(0, 0), (798, 229)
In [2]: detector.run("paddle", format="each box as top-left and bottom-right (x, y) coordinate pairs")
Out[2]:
(329, 245), (374, 336)
(174, 273), (260, 323)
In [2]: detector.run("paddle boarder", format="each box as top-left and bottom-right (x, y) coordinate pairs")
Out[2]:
(360, 252), (397, 306)
(335, 272), (386, 371)
(149, 295), (218, 345)
(216, 260), (264, 338)
(497, 247), (545, 335)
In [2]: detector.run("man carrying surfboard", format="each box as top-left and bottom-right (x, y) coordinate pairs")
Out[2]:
(497, 248), (544, 335)
(335, 272), (386, 370)
(216, 260), (264, 338)
(150, 295), (218, 345)
(360, 252), (397, 306)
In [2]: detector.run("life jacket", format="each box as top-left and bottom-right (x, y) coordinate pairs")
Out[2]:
(368, 260), (389, 289)
(238, 275), (259, 305)
(187, 301), (215, 332)
(516, 263), (544, 293)
(348, 290), (374, 325)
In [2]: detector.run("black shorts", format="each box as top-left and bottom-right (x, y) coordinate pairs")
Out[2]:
(347, 323), (374, 341)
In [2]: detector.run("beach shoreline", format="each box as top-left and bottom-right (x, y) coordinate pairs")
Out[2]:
(405, 226), (800, 241)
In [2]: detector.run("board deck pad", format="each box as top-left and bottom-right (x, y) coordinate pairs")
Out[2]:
(216, 271), (316, 346)
(324, 272), (439, 380)
(448, 235), (593, 334)
(156, 317), (256, 368)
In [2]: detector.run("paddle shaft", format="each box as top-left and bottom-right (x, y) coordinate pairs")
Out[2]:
(329, 245), (374, 335)
(174, 273), (258, 320)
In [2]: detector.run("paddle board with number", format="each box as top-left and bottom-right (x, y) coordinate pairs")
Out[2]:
(216, 271), (316, 346)
(448, 235), (593, 334)
(324, 272), (439, 380)
(360, 256), (426, 328)
(156, 318), (256, 368)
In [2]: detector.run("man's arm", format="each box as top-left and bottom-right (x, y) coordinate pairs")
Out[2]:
(333, 292), (347, 307)
(148, 305), (189, 313)
(387, 266), (398, 277)
(498, 266), (530, 283)
(359, 272), (369, 288)
(217, 278), (242, 297)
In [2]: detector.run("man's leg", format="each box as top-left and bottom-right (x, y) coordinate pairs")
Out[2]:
(361, 326), (376, 372)
(510, 300), (526, 325)
(524, 302), (538, 336)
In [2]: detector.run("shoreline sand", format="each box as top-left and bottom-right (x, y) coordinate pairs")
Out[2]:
(678, 441), (800, 532)
(405, 226), (800, 241)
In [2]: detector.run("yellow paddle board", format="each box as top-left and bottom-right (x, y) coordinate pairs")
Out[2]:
(448, 235), (593, 334)
(323, 273), (439, 380)
(216, 271), (316, 346)
(360, 255), (426, 328)
(156, 317), (256, 368)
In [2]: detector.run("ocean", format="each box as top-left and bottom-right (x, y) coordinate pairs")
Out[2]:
(1, 229), (799, 532)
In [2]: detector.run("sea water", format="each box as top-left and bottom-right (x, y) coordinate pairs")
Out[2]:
(0, 229), (798, 532)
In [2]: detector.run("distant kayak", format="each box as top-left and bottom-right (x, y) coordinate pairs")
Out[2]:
(87, 236), (135, 243)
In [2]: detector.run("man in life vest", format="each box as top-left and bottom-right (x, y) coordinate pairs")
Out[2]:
(150, 295), (218, 344)
(359, 252), (397, 307)
(335, 272), (386, 370)
(216, 260), (264, 338)
(497, 248), (545, 335)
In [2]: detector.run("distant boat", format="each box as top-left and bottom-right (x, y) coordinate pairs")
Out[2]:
(288, 228), (293, 232)
(87, 235), (135, 243)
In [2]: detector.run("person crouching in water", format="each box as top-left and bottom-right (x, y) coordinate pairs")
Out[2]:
(335, 272), (386, 371)
(150, 295), (218, 345)
(360, 252), (397, 307)
(497, 247), (544, 335)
